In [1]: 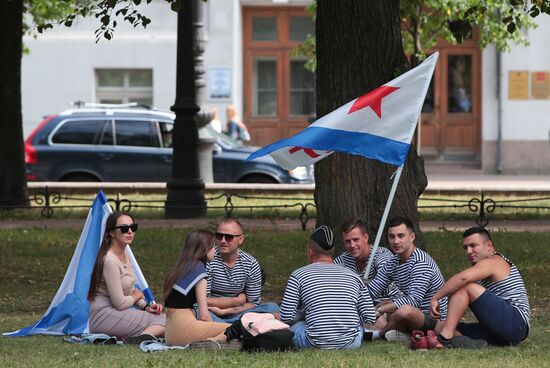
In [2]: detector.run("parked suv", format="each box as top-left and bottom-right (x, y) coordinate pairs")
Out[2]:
(25, 104), (314, 183)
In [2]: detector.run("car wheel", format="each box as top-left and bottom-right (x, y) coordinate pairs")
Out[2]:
(61, 173), (101, 182)
(239, 175), (278, 184)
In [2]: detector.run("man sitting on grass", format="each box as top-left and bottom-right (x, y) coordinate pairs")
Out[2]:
(430, 227), (530, 348)
(334, 217), (400, 295)
(206, 219), (279, 323)
(279, 226), (376, 349)
(367, 217), (447, 341)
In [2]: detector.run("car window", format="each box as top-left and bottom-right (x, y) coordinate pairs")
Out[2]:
(159, 121), (173, 148)
(115, 120), (159, 147)
(51, 120), (104, 145)
(100, 120), (114, 145)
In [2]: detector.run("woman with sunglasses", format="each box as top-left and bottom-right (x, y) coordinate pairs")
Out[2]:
(162, 230), (231, 345)
(88, 211), (165, 343)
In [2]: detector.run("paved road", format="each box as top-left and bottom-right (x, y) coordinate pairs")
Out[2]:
(1, 218), (548, 232)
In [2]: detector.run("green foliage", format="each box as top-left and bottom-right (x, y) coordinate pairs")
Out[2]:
(290, 2), (316, 72)
(294, 0), (542, 70)
(26, 0), (183, 42)
(22, 0), (73, 53)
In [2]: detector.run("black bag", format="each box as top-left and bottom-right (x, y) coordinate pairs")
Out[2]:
(225, 318), (294, 352)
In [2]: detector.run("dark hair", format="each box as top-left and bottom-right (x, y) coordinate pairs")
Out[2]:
(88, 211), (134, 301)
(341, 217), (368, 235)
(387, 216), (415, 232)
(162, 230), (215, 303)
(463, 227), (493, 242)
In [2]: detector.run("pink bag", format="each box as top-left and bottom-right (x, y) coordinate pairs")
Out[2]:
(240, 312), (290, 336)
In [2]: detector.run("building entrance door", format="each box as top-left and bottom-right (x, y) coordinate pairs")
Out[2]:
(243, 7), (315, 146)
(420, 45), (481, 161)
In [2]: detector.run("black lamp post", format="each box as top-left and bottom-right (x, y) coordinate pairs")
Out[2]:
(165, 0), (207, 218)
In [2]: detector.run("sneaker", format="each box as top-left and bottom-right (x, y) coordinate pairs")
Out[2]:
(189, 339), (242, 350)
(437, 334), (487, 349)
(384, 330), (410, 341)
(124, 333), (157, 345)
(450, 335), (488, 349)
(426, 330), (443, 349)
(409, 330), (428, 351)
(363, 329), (381, 341)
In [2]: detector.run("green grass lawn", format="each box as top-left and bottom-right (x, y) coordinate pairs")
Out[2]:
(1, 229), (549, 367)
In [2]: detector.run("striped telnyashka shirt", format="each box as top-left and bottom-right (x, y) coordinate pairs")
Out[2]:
(334, 247), (392, 280)
(206, 248), (262, 305)
(280, 263), (376, 349)
(334, 247), (402, 298)
(368, 247), (448, 319)
(478, 252), (531, 325)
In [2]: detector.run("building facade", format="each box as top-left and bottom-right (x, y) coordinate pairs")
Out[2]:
(21, 0), (550, 174)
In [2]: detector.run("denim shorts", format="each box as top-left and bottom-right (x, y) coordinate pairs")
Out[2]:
(291, 321), (363, 349)
(457, 290), (529, 346)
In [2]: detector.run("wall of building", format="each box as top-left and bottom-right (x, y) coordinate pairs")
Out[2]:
(482, 16), (550, 173)
(203, 0), (242, 127)
(21, 1), (177, 137)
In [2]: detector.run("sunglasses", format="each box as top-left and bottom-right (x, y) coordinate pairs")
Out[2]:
(113, 223), (138, 234)
(215, 232), (242, 242)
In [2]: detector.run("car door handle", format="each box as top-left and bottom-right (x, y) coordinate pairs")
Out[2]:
(98, 153), (114, 161)
(163, 156), (172, 164)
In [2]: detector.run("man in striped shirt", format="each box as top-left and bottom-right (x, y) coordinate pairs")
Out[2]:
(206, 219), (279, 323)
(430, 227), (530, 348)
(279, 226), (376, 349)
(368, 217), (447, 340)
(334, 218), (399, 297)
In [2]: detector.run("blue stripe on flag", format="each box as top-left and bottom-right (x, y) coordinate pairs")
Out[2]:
(142, 288), (155, 304)
(4, 192), (109, 337)
(247, 126), (410, 167)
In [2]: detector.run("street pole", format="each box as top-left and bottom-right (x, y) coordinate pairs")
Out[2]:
(165, 0), (207, 218)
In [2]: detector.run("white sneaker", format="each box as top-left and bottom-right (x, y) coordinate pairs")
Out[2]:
(384, 330), (410, 341)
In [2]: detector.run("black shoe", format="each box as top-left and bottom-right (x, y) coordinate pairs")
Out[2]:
(436, 334), (453, 348)
(124, 333), (157, 345)
(437, 334), (487, 349)
(450, 335), (488, 349)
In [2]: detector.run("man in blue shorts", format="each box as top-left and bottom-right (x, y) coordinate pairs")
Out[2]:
(430, 227), (530, 348)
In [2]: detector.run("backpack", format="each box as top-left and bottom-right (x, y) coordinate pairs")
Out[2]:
(225, 312), (294, 352)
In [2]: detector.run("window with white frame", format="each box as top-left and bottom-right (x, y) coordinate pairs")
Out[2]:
(95, 69), (153, 106)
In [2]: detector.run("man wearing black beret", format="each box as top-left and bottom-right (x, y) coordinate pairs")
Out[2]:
(279, 226), (376, 349)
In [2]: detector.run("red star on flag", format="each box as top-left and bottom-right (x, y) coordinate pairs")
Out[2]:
(348, 85), (399, 118)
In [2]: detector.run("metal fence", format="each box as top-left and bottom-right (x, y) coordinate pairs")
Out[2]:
(1, 186), (550, 230)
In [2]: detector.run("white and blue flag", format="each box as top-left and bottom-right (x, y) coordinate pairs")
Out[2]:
(247, 53), (438, 169)
(4, 191), (155, 337)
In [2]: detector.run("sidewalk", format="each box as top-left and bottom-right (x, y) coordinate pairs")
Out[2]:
(1, 218), (548, 232)
(426, 174), (550, 194)
(26, 174), (550, 195)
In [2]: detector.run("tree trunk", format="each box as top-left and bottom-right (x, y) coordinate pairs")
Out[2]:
(0, 0), (28, 207)
(315, 0), (427, 252)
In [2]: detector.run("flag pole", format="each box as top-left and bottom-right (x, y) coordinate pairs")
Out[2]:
(363, 165), (404, 283)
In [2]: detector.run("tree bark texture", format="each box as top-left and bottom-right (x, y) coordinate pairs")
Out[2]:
(315, 0), (428, 251)
(0, 0), (28, 207)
